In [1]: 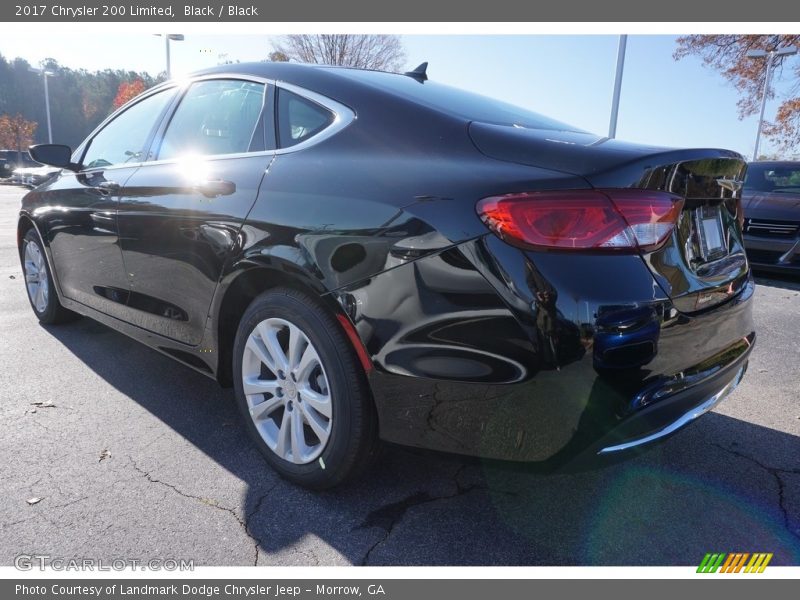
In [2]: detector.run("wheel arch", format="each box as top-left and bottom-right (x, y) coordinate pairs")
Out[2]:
(17, 212), (67, 299)
(213, 262), (372, 387)
(17, 213), (36, 250)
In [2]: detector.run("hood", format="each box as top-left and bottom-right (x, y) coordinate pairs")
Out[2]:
(742, 190), (800, 221)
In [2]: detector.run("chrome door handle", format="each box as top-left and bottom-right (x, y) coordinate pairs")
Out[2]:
(194, 179), (236, 198)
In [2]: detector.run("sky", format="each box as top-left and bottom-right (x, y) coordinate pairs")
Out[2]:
(0, 32), (797, 159)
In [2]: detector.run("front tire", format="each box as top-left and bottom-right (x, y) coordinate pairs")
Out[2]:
(20, 229), (78, 325)
(232, 288), (379, 489)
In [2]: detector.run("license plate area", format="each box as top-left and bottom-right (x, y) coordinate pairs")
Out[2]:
(694, 204), (728, 262)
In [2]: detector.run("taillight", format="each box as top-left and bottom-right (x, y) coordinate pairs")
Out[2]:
(476, 189), (684, 252)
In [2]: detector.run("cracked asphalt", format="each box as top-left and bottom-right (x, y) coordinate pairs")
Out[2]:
(1, 184), (799, 566)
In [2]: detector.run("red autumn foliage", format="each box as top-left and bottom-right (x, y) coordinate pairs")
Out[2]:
(112, 78), (146, 109)
(675, 35), (800, 154)
(0, 113), (38, 153)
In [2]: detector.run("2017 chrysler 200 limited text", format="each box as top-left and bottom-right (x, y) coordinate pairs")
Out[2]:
(18, 62), (755, 489)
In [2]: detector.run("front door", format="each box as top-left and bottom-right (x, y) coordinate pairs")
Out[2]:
(42, 87), (176, 319)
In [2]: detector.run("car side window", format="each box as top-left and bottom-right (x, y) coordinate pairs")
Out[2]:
(158, 80), (266, 160)
(81, 89), (174, 170)
(276, 88), (335, 149)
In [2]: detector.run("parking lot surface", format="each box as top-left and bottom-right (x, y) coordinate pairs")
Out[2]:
(1, 184), (799, 566)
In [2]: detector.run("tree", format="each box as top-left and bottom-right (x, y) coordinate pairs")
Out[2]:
(0, 52), (161, 148)
(675, 35), (800, 152)
(270, 35), (405, 71)
(112, 78), (146, 109)
(0, 113), (37, 157)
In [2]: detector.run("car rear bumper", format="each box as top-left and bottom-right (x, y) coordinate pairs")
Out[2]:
(338, 235), (756, 465)
(580, 342), (750, 462)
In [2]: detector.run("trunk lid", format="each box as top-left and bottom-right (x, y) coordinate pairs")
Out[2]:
(469, 122), (749, 313)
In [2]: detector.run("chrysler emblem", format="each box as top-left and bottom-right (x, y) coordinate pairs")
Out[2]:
(716, 177), (744, 194)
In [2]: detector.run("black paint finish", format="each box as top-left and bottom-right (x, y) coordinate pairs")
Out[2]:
(116, 154), (272, 344)
(36, 167), (139, 321)
(18, 62), (755, 466)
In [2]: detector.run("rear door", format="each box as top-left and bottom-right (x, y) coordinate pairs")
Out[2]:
(116, 77), (274, 345)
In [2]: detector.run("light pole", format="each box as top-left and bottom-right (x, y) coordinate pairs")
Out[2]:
(747, 45), (798, 161)
(608, 34), (628, 139)
(29, 67), (54, 143)
(155, 34), (185, 78)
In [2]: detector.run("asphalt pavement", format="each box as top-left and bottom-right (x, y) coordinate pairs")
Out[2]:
(1, 184), (798, 566)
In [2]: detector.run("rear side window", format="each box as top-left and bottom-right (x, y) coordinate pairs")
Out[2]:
(158, 79), (266, 160)
(277, 89), (335, 149)
(81, 89), (174, 169)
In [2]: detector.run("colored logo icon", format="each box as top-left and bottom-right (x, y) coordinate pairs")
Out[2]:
(697, 552), (773, 573)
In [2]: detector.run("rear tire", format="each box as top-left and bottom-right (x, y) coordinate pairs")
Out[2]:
(232, 287), (379, 490)
(20, 229), (78, 325)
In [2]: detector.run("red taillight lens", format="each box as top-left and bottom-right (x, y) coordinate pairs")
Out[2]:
(476, 189), (684, 252)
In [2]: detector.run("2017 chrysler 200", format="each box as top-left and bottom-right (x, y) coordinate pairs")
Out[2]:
(19, 62), (755, 489)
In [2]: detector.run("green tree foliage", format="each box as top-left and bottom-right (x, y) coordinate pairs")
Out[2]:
(0, 53), (163, 149)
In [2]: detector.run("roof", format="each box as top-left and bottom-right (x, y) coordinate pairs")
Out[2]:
(186, 61), (401, 88)
(181, 62), (414, 110)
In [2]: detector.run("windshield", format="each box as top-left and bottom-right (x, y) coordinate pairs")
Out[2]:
(333, 68), (584, 132)
(744, 163), (800, 193)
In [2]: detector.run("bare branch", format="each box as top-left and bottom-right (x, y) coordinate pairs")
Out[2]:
(270, 34), (406, 72)
(675, 35), (800, 152)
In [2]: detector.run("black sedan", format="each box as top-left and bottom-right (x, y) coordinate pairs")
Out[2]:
(1, 149), (39, 179)
(741, 161), (800, 273)
(18, 62), (755, 489)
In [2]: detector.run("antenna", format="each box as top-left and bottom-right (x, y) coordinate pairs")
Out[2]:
(404, 62), (428, 82)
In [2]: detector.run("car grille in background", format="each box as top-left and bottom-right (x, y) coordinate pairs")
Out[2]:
(743, 218), (800, 238)
(747, 249), (780, 263)
(746, 248), (800, 265)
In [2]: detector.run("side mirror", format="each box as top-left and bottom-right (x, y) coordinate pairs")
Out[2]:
(29, 144), (77, 171)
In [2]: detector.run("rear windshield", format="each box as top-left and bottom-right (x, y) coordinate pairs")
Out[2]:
(333, 68), (584, 132)
(745, 163), (800, 193)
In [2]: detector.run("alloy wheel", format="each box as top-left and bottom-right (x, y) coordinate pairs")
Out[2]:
(241, 317), (333, 464)
(23, 240), (49, 313)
